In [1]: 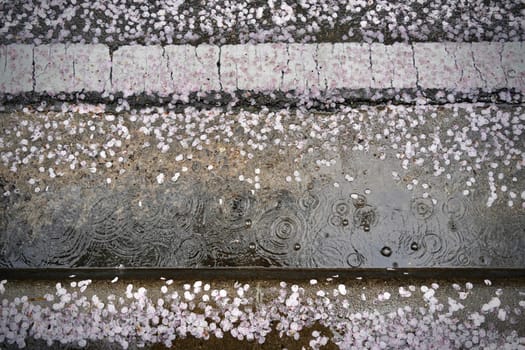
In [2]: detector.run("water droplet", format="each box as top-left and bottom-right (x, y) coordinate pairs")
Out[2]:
(299, 192), (320, 211)
(351, 194), (367, 208)
(255, 204), (307, 265)
(335, 202), (350, 216)
(245, 219), (252, 228)
(249, 242), (256, 251)
(294, 243), (301, 251)
(381, 246), (392, 257)
(354, 205), (378, 230)
(443, 196), (466, 220)
(329, 215), (343, 227)
(346, 252), (364, 267)
(342, 219), (349, 226)
(422, 233), (443, 254)
(411, 197), (434, 220)
(457, 252), (469, 265)
(410, 242), (419, 251)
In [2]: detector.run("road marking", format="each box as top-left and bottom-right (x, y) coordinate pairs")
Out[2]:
(0, 45), (33, 94)
(1, 42), (523, 95)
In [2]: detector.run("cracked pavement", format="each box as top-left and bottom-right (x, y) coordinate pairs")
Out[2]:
(1, 42), (524, 96)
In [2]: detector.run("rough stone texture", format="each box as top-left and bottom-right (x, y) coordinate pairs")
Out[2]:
(1, 0), (524, 47)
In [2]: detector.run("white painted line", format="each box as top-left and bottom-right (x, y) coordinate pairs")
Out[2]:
(471, 42), (506, 88)
(445, 43), (484, 90)
(370, 43), (393, 88)
(70, 44), (111, 93)
(112, 45), (149, 97)
(221, 43), (287, 92)
(389, 43), (418, 89)
(32, 44), (111, 94)
(165, 45), (220, 94)
(0, 45), (33, 94)
(281, 44), (319, 93)
(414, 43), (459, 89)
(1, 42), (524, 95)
(501, 42), (525, 89)
(34, 44), (75, 93)
(318, 43), (372, 89)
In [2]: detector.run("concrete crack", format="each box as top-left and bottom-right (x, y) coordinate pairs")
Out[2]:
(471, 44), (486, 87)
(452, 44), (464, 84)
(194, 46), (202, 64)
(31, 45), (35, 92)
(314, 43), (321, 90)
(162, 46), (173, 85)
(281, 44), (289, 91)
(410, 43), (420, 89)
(217, 46), (223, 91)
(69, 46), (76, 81)
(368, 44), (375, 87)
(34, 46), (51, 82)
(109, 48), (113, 91)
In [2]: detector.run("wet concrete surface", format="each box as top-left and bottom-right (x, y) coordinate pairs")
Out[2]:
(1, 104), (523, 269)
